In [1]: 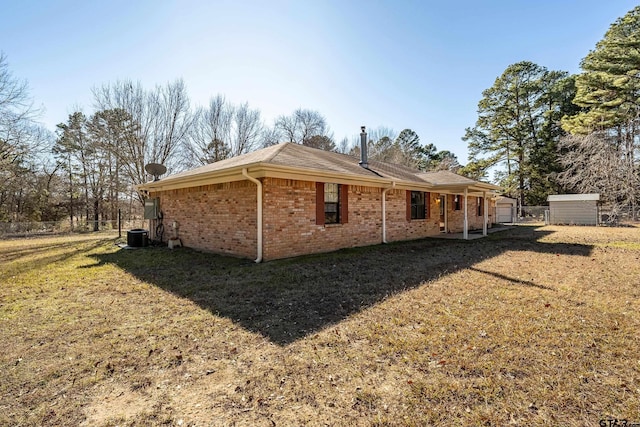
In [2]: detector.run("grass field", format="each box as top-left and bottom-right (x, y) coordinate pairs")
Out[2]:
(1, 225), (639, 426)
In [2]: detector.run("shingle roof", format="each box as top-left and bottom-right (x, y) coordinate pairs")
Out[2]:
(268, 143), (425, 182)
(158, 143), (286, 181)
(141, 142), (500, 192)
(416, 170), (479, 186)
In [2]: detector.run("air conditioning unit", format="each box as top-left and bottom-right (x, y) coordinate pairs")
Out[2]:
(144, 198), (159, 219)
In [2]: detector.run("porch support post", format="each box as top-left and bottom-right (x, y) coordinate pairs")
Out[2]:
(483, 191), (488, 236)
(463, 188), (468, 240)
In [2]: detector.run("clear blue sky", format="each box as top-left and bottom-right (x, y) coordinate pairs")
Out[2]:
(1, 0), (636, 162)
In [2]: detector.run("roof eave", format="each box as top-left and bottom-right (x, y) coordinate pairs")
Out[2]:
(136, 162), (263, 192)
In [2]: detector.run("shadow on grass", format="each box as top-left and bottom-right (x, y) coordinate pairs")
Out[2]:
(0, 240), (88, 262)
(88, 226), (593, 345)
(2, 238), (111, 280)
(468, 267), (555, 290)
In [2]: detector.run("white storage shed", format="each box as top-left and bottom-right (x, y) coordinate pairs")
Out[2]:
(547, 194), (600, 225)
(495, 196), (517, 223)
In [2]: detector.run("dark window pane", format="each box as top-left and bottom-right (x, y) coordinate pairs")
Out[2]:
(410, 191), (425, 219)
(324, 183), (340, 224)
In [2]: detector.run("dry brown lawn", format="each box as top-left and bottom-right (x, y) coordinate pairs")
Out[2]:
(1, 225), (639, 426)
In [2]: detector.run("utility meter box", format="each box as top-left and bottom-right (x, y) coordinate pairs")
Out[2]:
(144, 198), (159, 219)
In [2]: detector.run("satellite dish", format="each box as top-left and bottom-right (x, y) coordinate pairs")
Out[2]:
(145, 163), (167, 181)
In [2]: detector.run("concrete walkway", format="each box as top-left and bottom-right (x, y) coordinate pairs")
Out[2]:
(428, 225), (514, 240)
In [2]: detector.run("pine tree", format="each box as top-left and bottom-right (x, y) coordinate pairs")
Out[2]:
(562, 6), (640, 134)
(559, 6), (640, 217)
(463, 61), (575, 205)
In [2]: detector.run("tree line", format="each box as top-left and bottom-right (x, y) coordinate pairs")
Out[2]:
(2, 5), (639, 225)
(0, 65), (456, 226)
(463, 5), (640, 217)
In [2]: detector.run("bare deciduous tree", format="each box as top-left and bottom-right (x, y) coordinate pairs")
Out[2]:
(364, 126), (397, 147)
(0, 52), (40, 170)
(152, 79), (192, 164)
(0, 52), (52, 221)
(93, 79), (192, 204)
(274, 112), (298, 144)
(260, 126), (282, 148)
(274, 108), (334, 149)
(188, 95), (232, 165)
(369, 135), (400, 163)
(188, 96), (262, 164)
(349, 127), (397, 160)
(0, 53), (37, 147)
(336, 137), (350, 154)
(230, 102), (262, 157)
(557, 131), (639, 221)
(303, 134), (336, 151)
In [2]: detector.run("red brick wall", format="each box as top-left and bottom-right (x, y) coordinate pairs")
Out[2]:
(150, 178), (497, 261)
(385, 190), (441, 241)
(150, 181), (257, 258)
(446, 194), (495, 233)
(262, 178), (382, 260)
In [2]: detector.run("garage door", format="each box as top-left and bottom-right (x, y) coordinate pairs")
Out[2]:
(496, 206), (513, 223)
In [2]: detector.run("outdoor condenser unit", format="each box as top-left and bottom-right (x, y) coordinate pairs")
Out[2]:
(144, 198), (159, 219)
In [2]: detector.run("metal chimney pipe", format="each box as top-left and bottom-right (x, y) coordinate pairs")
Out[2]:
(359, 126), (368, 168)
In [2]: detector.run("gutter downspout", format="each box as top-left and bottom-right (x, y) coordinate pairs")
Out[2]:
(242, 168), (263, 263)
(463, 188), (468, 240)
(382, 182), (396, 243)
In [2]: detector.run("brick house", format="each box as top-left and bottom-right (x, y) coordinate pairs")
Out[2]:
(138, 140), (500, 261)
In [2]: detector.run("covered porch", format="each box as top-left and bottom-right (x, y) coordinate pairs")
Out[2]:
(419, 171), (501, 240)
(428, 224), (513, 240)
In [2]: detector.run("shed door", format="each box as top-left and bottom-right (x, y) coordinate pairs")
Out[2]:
(549, 201), (597, 225)
(496, 205), (513, 223)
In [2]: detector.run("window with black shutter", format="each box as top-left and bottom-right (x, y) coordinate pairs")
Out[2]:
(316, 182), (348, 225)
(410, 191), (426, 220)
